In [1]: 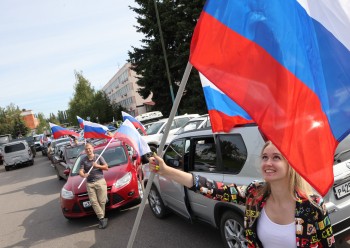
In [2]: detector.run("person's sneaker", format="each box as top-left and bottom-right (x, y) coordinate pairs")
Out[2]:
(98, 218), (108, 229)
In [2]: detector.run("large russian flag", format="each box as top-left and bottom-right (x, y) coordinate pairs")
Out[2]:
(190, 0), (350, 196)
(83, 120), (110, 139)
(122, 111), (147, 135)
(77, 116), (84, 129)
(49, 123), (79, 139)
(200, 73), (254, 132)
(114, 119), (151, 156)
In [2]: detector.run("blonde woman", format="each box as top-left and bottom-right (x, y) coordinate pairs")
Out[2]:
(149, 141), (335, 247)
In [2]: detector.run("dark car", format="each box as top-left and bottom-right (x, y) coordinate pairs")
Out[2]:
(54, 144), (85, 180)
(60, 140), (143, 219)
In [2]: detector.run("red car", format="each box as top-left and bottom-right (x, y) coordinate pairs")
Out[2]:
(60, 140), (143, 219)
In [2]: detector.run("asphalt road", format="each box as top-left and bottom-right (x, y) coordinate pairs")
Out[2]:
(0, 154), (349, 248)
(0, 154), (223, 248)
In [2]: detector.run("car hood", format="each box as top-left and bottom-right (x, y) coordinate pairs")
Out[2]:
(65, 163), (131, 194)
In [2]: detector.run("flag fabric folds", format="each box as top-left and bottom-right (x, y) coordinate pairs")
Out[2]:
(114, 119), (151, 156)
(189, 0), (350, 196)
(200, 73), (253, 132)
(77, 116), (84, 129)
(122, 111), (147, 135)
(49, 123), (79, 139)
(83, 120), (110, 139)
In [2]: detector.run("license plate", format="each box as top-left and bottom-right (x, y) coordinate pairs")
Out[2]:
(82, 197), (109, 208)
(334, 181), (350, 199)
(82, 201), (92, 208)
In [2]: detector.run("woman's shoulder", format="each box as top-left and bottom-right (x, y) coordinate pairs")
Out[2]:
(245, 180), (265, 194)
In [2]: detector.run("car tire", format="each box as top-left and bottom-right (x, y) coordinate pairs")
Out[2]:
(220, 211), (246, 248)
(30, 159), (34, 165)
(148, 185), (168, 219)
(5, 166), (10, 171)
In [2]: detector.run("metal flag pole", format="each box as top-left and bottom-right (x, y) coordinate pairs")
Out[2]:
(77, 137), (114, 189)
(127, 62), (193, 248)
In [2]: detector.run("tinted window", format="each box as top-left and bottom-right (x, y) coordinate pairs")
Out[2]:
(4, 143), (26, 153)
(163, 139), (185, 169)
(66, 145), (84, 159)
(218, 134), (247, 174)
(193, 137), (217, 172)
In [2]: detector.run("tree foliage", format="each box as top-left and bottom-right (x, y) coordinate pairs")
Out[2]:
(66, 71), (127, 126)
(128, 0), (207, 117)
(0, 104), (29, 137)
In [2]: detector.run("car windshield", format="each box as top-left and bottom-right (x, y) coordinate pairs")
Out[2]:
(66, 145), (84, 159)
(146, 121), (165, 135)
(33, 136), (41, 141)
(70, 146), (128, 176)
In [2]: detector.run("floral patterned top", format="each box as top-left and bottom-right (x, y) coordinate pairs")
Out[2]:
(191, 174), (336, 248)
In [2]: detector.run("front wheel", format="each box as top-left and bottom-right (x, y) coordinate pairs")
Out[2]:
(148, 185), (167, 219)
(220, 211), (246, 248)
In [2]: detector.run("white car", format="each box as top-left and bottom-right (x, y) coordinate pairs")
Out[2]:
(165, 114), (211, 144)
(142, 114), (199, 152)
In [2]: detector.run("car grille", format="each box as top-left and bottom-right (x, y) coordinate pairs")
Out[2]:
(111, 194), (124, 204)
(72, 203), (81, 213)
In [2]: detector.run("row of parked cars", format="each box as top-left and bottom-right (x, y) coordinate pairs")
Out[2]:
(141, 120), (350, 247)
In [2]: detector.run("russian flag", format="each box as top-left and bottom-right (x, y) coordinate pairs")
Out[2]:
(83, 120), (110, 139)
(200, 73), (254, 132)
(77, 116), (84, 129)
(49, 123), (79, 139)
(114, 119), (151, 156)
(190, 0), (350, 196)
(122, 111), (147, 135)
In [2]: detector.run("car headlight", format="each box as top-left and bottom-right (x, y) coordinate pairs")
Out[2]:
(61, 188), (74, 199)
(114, 172), (132, 188)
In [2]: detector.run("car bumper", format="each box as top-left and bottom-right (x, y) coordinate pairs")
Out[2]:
(60, 183), (141, 218)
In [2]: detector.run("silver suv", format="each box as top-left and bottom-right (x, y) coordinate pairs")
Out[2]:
(143, 125), (350, 247)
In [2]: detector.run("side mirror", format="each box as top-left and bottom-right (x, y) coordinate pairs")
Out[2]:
(132, 154), (138, 161)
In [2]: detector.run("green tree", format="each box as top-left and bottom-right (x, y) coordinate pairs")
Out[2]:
(67, 71), (95, 125)
(91, 91), (115, 124)
(128, 0), (207, 117)
(0, 104), (29, 137)
(48, 113), (60, 125)
(36, 113), (49, 134)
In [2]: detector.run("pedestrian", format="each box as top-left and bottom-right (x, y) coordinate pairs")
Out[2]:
(149, 141), (335, 247)
(79, 143), (109, 229)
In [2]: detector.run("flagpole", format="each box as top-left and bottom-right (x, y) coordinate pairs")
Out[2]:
(77, 137), (114, 189)
(127, 62), (193, 248)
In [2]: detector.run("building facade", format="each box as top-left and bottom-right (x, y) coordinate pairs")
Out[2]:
(20, 110), (39, 130)
(102, 63), (154, 117)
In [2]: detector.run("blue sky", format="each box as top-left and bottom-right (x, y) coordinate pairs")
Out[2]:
(0, 0), (143, 117)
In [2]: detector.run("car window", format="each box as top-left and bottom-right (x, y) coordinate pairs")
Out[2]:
(146, 121), (165, 135)
(193, 137), (217, 172)
(4, 143), (26, 153)
(164, 139), (185, 169)
(174, 117), (190, 129)
(66, 145), (84, 159)
(218, 134), (247, 174)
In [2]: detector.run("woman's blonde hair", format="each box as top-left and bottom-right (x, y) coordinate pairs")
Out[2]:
(248, 141), (315, 207)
